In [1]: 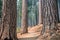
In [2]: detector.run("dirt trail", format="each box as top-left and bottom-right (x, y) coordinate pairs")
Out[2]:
(17, 23), (60, 40)
(17, 24), (43, 40)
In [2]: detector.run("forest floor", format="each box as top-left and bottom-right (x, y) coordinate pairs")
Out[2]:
(17, 24), (43, 40)
(17, 24), (60, 40)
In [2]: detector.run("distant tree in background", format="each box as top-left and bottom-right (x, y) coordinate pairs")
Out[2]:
(17, 0), (22, 27)
(0, 0), (17, 40)
(38, 0), (42, 24)
(0, 0), (2, 37)
(17, 0), (39, 27)
(28, 0), (39, 26)
(21, 0), (28, 34)
(41, 0), (58, 35)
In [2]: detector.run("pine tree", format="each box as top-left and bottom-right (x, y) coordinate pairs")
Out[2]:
(38, 0), (42, 24)
(21, 0), (28, 34)
(41, 0), (58, 35)
(0, 0), (17, 40)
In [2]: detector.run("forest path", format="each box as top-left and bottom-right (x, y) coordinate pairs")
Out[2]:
(18, 35), (39, 40)
(17, 23), (60, 40)
(17, 32), (40, 40)
(17, 24), (43, 40)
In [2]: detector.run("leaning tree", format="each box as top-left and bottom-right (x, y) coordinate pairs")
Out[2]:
(41, 0), (58, 35)
(0, 0), (17, 40)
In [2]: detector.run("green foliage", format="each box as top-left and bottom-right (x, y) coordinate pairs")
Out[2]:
(17, 0), (39, 27)
(28, 0), (39, 26)
(17, 0), (22, 17)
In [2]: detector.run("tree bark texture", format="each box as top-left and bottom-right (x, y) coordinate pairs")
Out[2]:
(21, 0), (28, 34)
(0, 0), (17, 40)
(41, 0), (58, 34)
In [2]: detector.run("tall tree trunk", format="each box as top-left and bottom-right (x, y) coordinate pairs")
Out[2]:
(35, 12), (38, 25)
(0, 18), (2, 38)
(21, 0), (28, 34)
(38, 0), (42, 24)
(41, 0), (58, 35)
(0, 0), (17, 40)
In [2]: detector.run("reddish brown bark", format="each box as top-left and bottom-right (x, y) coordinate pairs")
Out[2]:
(21, 0), (28, 34)
(0, 0), (17, 40)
